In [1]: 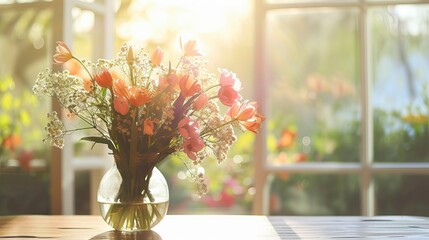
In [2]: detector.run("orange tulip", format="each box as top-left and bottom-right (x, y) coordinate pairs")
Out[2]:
(143, 118), (154, 135)
(113, 78), (130, 100)
(180, 37), (203, 57)
(150, 47), (164, 67)
(241, 113), (264, 133)
(179, 75), (201, 98)
(129, 86), (151, 107)
(227, 101), (264, 133)
(53, 41), (73, 64)
(113, 96), (130, 115)
(94, 70), (113, 88)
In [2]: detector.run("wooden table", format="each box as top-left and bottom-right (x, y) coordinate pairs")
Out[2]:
(1, 215), (429, 239)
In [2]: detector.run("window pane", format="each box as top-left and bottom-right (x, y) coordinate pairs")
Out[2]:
(375, 175), (429, 216)
(0, 6), (52, 215)
(266, 8), (361, 165)
(369, 5), (429, 163)
(269, 174), (360, 215)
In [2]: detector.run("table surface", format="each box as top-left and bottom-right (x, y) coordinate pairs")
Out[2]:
(1, 215), (429, 239)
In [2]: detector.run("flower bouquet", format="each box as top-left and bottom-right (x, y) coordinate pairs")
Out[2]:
(33, 39), (264, 231)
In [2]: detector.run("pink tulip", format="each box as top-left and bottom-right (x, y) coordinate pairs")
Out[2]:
(219, 69), (241, 91)
(178, 117), (200, 139)
(218, 85), (241, 107)
(183, 136), (205, 160)
(113, 96), (130, 115)
(158, 72), (179, 91)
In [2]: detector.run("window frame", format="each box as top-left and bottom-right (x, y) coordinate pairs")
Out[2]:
(252, 0), (429, 216)
(0, 0), (115, 215)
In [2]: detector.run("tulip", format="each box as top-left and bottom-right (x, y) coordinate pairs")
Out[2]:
(94, 70), (113, 88)
(113, 78), (130, 100)
(143, 118), (154, 135)
(113, 96), (130, 115)
(218, 85), (241, 107)
(180, 37), (203, 57)
(219, 69), (241, 91)
(178, 117), (200, 139)
(150, 47), (164, 67)
(226, 101), (265, 133)
(127, 46), (134, 65)
(179, 75), (201, 98)
(158, 72), (180, 91)
(226, 101), (256, 121)
(53, 41), (73, 64)
(183, 136), (205, 160)
(193, 92), (209, 110)
(241, 113), (264, 133)
(129, 86), (151, 107)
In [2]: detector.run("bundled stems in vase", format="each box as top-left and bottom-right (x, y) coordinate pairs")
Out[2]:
(34, 39), (264, 231)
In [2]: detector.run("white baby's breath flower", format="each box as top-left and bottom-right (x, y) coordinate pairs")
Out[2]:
(44, 111), (65, 149)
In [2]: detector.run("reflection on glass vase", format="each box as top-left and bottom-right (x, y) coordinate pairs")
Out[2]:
(97, 165), (169, 231)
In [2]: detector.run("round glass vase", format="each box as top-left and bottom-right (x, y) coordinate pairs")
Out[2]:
(97, 165), (169, 231)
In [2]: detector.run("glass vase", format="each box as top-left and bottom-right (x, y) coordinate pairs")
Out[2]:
(97, 165), (169, 231)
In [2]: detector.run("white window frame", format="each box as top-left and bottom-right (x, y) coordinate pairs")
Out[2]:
(252, 0), (429, 216)
(0, 0), (114, 215)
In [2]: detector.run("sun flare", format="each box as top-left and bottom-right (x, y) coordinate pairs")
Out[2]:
(117, 0), (251, 44)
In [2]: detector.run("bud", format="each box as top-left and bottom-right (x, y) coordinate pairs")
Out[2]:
(150, 47), (164, 67)
(127, 46), (134, 65)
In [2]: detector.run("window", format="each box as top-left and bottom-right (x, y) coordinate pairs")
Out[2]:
(0, 0), (114, 215)
(254, 0), (429, 216)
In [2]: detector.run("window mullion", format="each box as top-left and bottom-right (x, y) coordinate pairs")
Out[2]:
(359, 2), (375, 217)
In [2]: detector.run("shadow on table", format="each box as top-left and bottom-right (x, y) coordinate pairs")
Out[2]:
(268, 216), (300, 239)
(90, 230), (162, 240)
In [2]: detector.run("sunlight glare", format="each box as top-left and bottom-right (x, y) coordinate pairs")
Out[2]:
(118, 0), (250, 44)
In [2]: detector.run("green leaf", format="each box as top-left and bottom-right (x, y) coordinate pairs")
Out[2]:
(81, 136), (116, 151)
